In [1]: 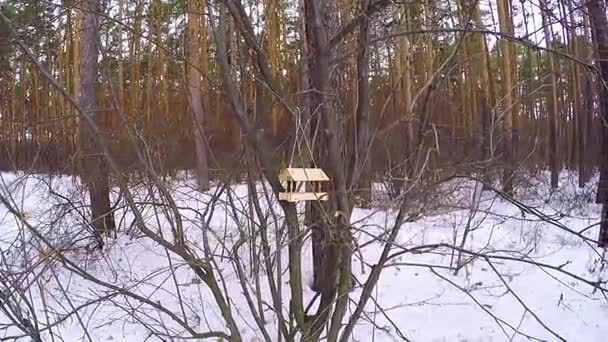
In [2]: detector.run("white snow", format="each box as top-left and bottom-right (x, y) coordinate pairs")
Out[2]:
(0, 171), (607, 341)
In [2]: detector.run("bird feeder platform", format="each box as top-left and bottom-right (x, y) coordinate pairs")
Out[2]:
(278, 168), (330, 202)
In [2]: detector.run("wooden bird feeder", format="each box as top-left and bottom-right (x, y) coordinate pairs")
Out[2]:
(279, 168), (330, 202)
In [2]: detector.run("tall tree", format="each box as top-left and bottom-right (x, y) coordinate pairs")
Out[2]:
(351, 0), (372, 205)
(78, 0), (116, 244)
(586, 0), (608, 247)
(186, 0), (210, 191)
(540, 0), (560, 188)
(304, 0), (339, 298)
(117, 0), (125, 107)
(302, 1), (354, 339)
(475, 2), (495, 182)
(565, 0), (584, 186)
(496, 0), (516, 194)
(265, 0), (282, 137)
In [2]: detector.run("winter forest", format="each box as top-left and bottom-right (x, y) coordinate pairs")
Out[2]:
(0, 0), (608, 340)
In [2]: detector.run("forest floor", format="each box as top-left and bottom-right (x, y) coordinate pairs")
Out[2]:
(0, 171), (607, 341)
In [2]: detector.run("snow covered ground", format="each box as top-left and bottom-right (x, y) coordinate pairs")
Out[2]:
(0, 171), (607, 341)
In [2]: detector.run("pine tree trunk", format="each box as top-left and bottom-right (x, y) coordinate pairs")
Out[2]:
(540, 0), (560, 188)
(497, 0), (515, 194)
(78, 0), (116, 245)
(265, 0), (282, 137)
(117, 0), (125, 108)
(352, 0), (372, 205)
(72, 8), (81, 149)
(186, 0), (210, 191)
(130, 2), (142, 121)
(586, 0), (608, 246)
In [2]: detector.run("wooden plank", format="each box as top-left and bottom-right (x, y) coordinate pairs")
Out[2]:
(280, 168), (330, 182)
(279, 192), (328, 202)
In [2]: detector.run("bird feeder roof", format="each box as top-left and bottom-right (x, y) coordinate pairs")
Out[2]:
(279, 168), (330, 182)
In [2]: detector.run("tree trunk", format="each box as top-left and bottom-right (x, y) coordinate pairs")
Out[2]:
(78, 0), (116, 245)
(72, 8), (81, 149)
(303, 0), (353, 339)
(566, 0), (583, 186)
(586, 0), (608, 246)
(473, 2), (494, 185)
(395, 4), (415, 191)
(540, 0), (560, 188)
(186, 0), (210, 191)
(496, 0), (515, 194)
(581, 74), (592, 186)
(265, 0), (282, 137)
(117, 0), (125, 107)
(200, 0), (210, 126)
(305, 0), (335, 295)
(580, 7), (594, 187)
(351, 0), (371, 205)
(130, 2), (142, 120)
(482, 24), (497, 188)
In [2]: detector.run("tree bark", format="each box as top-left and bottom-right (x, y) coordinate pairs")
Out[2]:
(129, 2), (142, 120)
(481, 24), (497, 188)
(496, 0), (515, 194)
(186, 0), (210, 191)
(265, 0), (282, 137)
(351, 0), (372, 205)
(78, 0), (116, 244)
(566, 0), (584, 186)
(305, 0), (336, 297)
(117, 0), (125, 108)
(586, 0), (608, 246)
(540, 0), (559, 189)
(303, 1), (353, 340)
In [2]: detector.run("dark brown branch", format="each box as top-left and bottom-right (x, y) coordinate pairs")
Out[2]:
(328, 0), (392, 47)
(220, 0), (287, 107)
